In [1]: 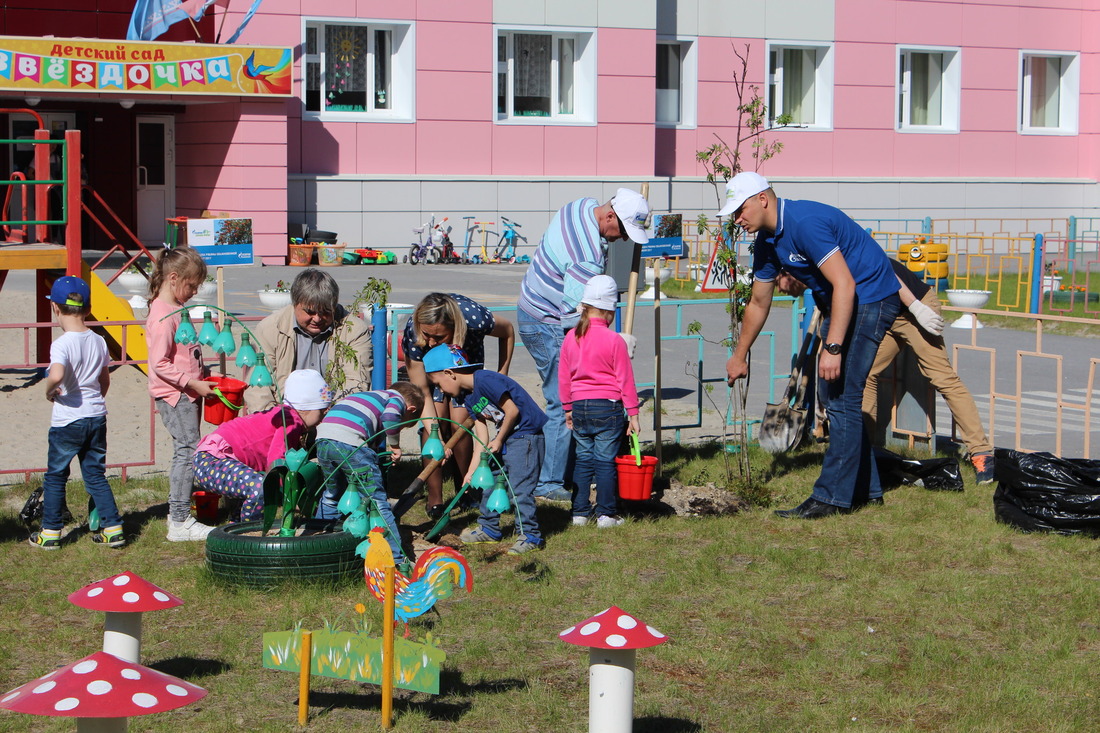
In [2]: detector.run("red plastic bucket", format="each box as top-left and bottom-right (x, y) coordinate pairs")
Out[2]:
(204, 376), (247, 425)
(615, 455), (658, 500)
(191, 490), (220, 523)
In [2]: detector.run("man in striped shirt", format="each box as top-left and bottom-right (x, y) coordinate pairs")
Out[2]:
(517, 188), (649, 501)
(314, 382), (424, 563)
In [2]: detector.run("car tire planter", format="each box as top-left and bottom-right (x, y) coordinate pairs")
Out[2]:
(205, 520), (361, 589)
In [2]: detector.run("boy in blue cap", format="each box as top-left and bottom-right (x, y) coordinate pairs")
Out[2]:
(423, 344), (547, 555)
(31, 276), (125, 549)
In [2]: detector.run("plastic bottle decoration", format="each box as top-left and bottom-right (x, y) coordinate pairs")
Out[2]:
(337, 487), (363, 515)
(486, 473), (511, 513)
(213, 319), (236, 355)
(367, 502), (387, 531)
(343, 510), (368, 536)
(471, 452), (496, 491)
(174, 308), (198, 344)
(421, 423), (445, 461)
(197, 311), (219, 347)
(235, 332), (258, 368)
(249, 353), (274, 387)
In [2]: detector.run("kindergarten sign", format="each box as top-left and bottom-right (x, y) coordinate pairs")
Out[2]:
(0, 36), (292, 97)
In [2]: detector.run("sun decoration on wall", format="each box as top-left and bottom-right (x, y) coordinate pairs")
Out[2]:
(328, 27), (363, 102)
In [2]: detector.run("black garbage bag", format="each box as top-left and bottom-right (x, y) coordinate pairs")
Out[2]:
(993, 449), (1100, 536)
(874, 447), (964, 492)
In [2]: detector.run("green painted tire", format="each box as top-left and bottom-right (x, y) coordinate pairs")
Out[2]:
(205, 520), (361, 589)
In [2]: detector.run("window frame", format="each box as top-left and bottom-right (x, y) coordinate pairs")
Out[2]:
(494, 25), (597, 126)
(896, 44), (961, 134)
(656, 36), (697, 129)
(301, 17), (415, 123)
(765, 41), (834, 131)
(1018, 50), (1079, 136)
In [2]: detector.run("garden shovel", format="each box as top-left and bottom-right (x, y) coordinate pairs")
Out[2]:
(392, 417), (476, 519)
(758, 309), (821, 454)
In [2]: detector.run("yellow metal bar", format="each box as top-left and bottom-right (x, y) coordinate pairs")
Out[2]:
(382, 566), (395, 730)
(298, 630), (312, 727)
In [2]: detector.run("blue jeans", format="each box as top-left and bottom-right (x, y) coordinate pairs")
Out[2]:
(315, 439), (404, 563)
(479, 432), (543, 544)
(570, 400), (625, 519)
(812, 295), (901, 508)
(43, 416), (121, 532)
(517, 311), (573, 496)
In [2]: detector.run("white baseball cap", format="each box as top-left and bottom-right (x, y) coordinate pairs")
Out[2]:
(581, 275), (619, 311)
(610, 188), (650, 244)
(718, 171), (771, 217)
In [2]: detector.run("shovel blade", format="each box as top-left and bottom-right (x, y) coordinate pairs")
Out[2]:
(391, 478), (426, 519)
(758, 402), (808, 454)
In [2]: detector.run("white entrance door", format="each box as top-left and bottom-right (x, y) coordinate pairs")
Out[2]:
(136, 116), (175, 246)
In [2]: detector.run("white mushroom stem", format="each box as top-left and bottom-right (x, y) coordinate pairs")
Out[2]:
(588, 647), (636, 733)
(77, 717), (127, 732)
(103, 611), (142, 663)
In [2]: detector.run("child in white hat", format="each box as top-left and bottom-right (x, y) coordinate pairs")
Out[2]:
(192, 370), (333, 522)
(558, 275), (641, 528)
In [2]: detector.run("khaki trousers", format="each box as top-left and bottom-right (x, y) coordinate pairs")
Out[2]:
(863, 289), (993, 455)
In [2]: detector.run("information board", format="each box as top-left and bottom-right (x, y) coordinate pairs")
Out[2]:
(187, 218), (254, 266)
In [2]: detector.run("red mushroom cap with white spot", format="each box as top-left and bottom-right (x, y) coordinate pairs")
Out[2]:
(559, 606), (668, 650)
(67, 572), (183, 612)
(0, 651), (206, 718)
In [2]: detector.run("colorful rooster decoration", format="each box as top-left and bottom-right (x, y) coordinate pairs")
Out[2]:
(240, 49), (292, 95)
(363, 528), (473, 623)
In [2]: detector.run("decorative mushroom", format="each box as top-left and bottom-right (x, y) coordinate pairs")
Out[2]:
(559, 606), (668, 733)
(0, 650), (206, 732)
(68, 572), (183, 664)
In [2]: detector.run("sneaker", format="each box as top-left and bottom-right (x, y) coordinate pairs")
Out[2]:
(459, 527), (502, 544)
(28, 531), (60, 550)
(167, 517), (215, 542)
(971, 453), (996, 485)
(596, 515), (625, 529)
(535, 487), (572, 503)
(91, 530), (126, 548)
(507, 537), (544, 555)
(571, 515), (591, 526)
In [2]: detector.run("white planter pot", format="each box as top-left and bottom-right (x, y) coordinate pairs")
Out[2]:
(945, 289), (992, 329)
(192, 280), (218, 303)
(116, 271), (149, 295)
(257, 290), (293, 311)
(1042, 275), (1062, 294)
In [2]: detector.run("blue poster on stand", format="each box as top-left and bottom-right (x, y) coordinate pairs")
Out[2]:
(188, 218), (255, 266)
(640, 214), (686, 259)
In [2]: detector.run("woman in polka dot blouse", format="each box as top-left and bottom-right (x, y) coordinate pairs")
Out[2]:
(401, 293), (515, 517)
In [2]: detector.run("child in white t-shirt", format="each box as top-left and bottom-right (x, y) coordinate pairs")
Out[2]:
(30, 276), (124, 550)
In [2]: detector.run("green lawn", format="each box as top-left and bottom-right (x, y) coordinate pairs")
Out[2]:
(2, 443), (1097, 731)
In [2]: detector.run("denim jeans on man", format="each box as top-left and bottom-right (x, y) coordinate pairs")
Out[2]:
(477, 432), (543, 545)
(570, 399), (626, 519)
(517, 310), (573, 496)
(42, 415), (121, 532)
(812, 295), (901, 508)
(315, 439), (404, 563)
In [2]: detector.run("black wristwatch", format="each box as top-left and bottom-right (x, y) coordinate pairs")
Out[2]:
(824, 342), (843, 355)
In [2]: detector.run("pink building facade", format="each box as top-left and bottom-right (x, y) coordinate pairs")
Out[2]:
(2, 0), (1096, 262)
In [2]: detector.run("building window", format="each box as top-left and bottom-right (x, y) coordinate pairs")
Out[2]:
(656, 38), (697, 128)
(496, 28), (595, 123)
(767, 43), (833, 129)
(897, 46), (960, 133)
(1020, 52), (1079, 135)
(304, 20), (413, 120)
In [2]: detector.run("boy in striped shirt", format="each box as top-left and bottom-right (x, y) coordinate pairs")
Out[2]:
(314, 381), (424, 563)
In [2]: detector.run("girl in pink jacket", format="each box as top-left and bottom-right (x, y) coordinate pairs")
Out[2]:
(192, 370), (333, 522)
(558, 275), (640, 528)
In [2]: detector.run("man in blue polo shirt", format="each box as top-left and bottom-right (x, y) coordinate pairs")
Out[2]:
(722, 172), (901, 519)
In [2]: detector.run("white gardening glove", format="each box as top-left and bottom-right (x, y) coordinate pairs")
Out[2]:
(907, 299), (945, 336)
(619, 332), (637, 359)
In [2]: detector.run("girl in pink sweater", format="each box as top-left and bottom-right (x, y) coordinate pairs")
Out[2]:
(558, 275), (640, 528)
(145, 246), (218, 542)
(192, 370), (333, 522)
